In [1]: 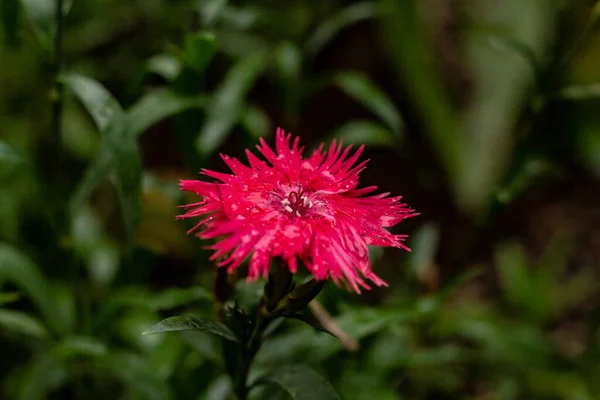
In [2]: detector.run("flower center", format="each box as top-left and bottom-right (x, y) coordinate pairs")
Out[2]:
(276, 189), (313, 217)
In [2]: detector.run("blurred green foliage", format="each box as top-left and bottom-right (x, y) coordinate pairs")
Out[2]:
(2, 0), (600, 399)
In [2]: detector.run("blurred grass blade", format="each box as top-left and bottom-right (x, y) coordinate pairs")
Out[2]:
(555, 83), (600, 101)
(53, 336), (108, 358)
(63, 73), (142, 247)
(203, 375), (233, 400)
(200, 0), (229, 27)
(328, 120), (398, 148)
(145, 54), (182, 82)
(14, 355), (68, 400)
(113, 138), (142, 246)
(101, 352), (173, 400)
(258, 364), (341, 400)
(487, 34), (542, 83)
(407, 223), (440, 284)
(62, 73), (124, 132)
(20, 0), (71, 49)
(147, 334), (184, 379)
(0, 243), (64, 334)
(380, 0), (460, 188)
(495, 243), (533, 311)
(0, 309), (49, 339)
(143, 316), (238, 342)
(0, 141), (25, 164)
(126, 89), (208, 138)
(456, 0), (557, 213)
(242, 104), (271, 139)
(1, 0), (21, 46)
(196, 51), (268, 156)
(183, 31), (217, 73)
(305, 2), (377, 58)
(0, 291), (20, 306)
(274, 41), (302, 83)
(69, 145), (113, 210)
(334, 72), (403, 135)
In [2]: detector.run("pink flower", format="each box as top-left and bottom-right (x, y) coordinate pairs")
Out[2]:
(179, 128), (418, 293)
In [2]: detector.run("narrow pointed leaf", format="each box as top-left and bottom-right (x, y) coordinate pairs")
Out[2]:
(334, 72), (403, 134)
(196, 51), (268, 156)
(305, 2), (377, 57)
(0, 243), (63, 334)
(0, 309), (49, 339)
(143, 316), (238, 342)
(328, 120), (398, 148)
(126, 89), (208, 138)
(64, 73), (142, 246)
(62, 73), (124, 132)
(183, 31), (217, 73)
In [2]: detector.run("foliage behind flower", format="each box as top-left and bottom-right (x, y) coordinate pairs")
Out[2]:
(179, 128), (418, 292)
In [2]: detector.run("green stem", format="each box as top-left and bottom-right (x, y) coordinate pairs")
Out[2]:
(233, 303), (269, 400)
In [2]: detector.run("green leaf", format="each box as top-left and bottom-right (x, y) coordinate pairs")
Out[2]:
(305, 2), (377, 57)
(126, 89), (208, 138)
(196, 51), (268, 156)
(495, 243), (532, 310)
(242, 105), (271, 139)
(203, 375), (233, 400)
(65, 73), (124, 209)
(0, 243), (64, 334)
(63, 73), (142, 246)
(555, 83), (600, 101)
(199, 0), (229, 27)
(380, 0), (460, 198)
(62, 73), (124, 132)
(0, 141), (25, 164)
(328, 120), (398, 148)
(275, 279), (325, 315)
(274, 41), (302, 82)
(143, 316), (238, 342)
(13, 355), (68, 400)
(257, 365), (340, 400)
(407, 223), (440, 281)
(1, 0), (21, 46)
(113, 137), (142, 245)
(183, 31), (217, 73)
(334, 72), (403, 134)
(0, 309), (49, 339)
(147, 334), (184, 379)
(487, 35), (542, 83)
(0, 291), (20, 306)
(256, 307), (416, 366)
(53, 336), (108, 358)
(101, 352), (173, 400)
(69, 145), (114, 210)
(146, 54), (183, 82)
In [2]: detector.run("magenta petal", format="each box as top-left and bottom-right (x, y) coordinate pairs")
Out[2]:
(178, 128), (418, 293)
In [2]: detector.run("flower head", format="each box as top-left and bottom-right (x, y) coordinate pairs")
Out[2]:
(179, 128), (418, 292)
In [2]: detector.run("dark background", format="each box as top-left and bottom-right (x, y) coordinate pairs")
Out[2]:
(2, 0), (600, 399)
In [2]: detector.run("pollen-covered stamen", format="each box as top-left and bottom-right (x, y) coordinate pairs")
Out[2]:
(279, 189), (313, 217)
